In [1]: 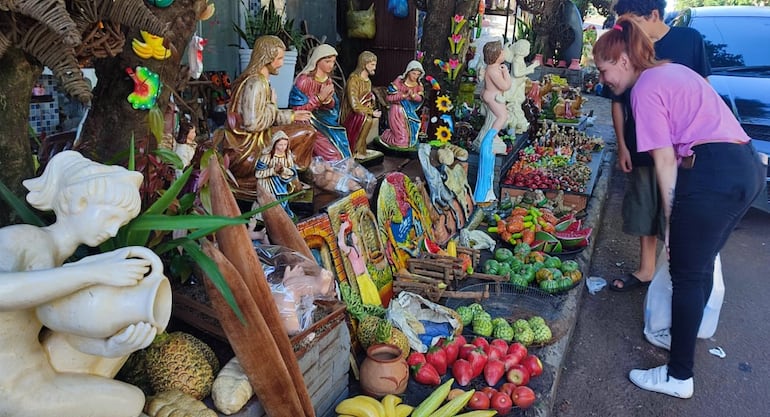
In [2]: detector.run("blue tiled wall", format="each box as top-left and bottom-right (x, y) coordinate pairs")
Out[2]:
(29, 75), (59, 136)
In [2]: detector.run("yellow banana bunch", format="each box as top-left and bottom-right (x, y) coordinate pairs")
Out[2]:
(131, 31), (171, 60)
(335, 395), (385, 417)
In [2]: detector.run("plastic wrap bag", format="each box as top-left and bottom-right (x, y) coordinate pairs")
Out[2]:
(309, 156), (377, 198)
(256, 245), (336, 335)
(387, 291), (461, 353)
(644, 251), (724, 340)
(388, 0), (408, 18)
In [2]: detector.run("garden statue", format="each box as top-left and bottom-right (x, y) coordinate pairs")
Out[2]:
(341, 51), (383, 160)
(290, 44), (352, 161)
(0, 150), (171, 417)
(222, 35), (315, 201)
(173, 118), (198, 178)
(254, 130), (302, 220)
(506, 39), (540, 134)
(475, 40), (511, 203)
(379, 60), (425, 150)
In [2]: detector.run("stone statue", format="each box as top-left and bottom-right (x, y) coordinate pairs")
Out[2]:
(290, 44), (352, 161)
(341, 51), (382, 159)
(223, 35), (315, 201)
(475, 40), (511, 203)
(0, 150), (171, 417)
(506, 39), (540, 134)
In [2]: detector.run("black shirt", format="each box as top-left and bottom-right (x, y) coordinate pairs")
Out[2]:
(613, 26), (711, 166)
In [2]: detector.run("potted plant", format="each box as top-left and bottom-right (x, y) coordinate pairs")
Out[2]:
(234, 0), (304, 107)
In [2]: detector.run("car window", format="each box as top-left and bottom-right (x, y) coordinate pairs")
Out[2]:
(689, 16), (770, 68)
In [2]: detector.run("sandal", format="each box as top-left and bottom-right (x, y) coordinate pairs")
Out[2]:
(610, 273), (650, 292)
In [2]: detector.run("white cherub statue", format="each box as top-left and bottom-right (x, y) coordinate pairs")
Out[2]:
(503, 39), (540, 134)
(0, 150), (171, 417)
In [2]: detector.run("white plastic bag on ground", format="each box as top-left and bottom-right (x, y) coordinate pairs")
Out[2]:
(644, 250), (724, 340)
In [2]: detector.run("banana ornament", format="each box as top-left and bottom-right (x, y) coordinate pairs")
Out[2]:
(335, 395), (383, 417)
(132, 31), (171, 60)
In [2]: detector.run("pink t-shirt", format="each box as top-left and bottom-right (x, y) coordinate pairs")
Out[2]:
(631, 63), (749, 159)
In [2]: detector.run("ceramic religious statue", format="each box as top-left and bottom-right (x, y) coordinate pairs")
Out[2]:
(0, 150), (172, 417)
(341, 51), (383, 160)
(254, 130), (302, 219)
(223, 35), (315, 201)
(379, 60), (425, 150)
(173, 118), (198, 178)
(289, 44), (352, 161)
(475, 40), (511, 203)
(507, 39), (540, 134)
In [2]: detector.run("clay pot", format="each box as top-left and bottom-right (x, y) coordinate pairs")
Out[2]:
(359, 344), (409, 398)
(36, 273), (172, 338)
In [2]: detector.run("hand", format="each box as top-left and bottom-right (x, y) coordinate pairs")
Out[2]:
(274, 162), (283, 173)
(294, 110), (312, 122)
(66, 248), (155, 287)
(319, 84), (334, 101)
(373, 109), (382, 118)
(103, 322), (157, 357)
(617, 147), (633, 173)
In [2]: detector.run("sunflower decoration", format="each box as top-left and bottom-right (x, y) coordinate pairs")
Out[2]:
(435, 94), (453, 113)
(435, 125), (452, 143)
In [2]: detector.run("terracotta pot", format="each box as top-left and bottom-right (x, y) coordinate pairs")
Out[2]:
(359, 344), (409, 398)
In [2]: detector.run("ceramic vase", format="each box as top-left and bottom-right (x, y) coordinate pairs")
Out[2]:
(36, 273), (172, 338)
(359, 344), (409, 398)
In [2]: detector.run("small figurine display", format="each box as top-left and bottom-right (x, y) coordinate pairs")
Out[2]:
(254, 131), (303, 219)
(474, 40), (511, 204)
(340, 51), (383, 160)
(222, 35), (315, 201)
(379, 60), (425, 150)
(0, 151), (170, 417)
(290, 44), (352, 161)
(173, 118), (198, 178)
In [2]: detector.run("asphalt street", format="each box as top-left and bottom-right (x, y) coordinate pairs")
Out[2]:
(552, 96), (770, 417)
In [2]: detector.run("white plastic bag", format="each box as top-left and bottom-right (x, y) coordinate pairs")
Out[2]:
(387, 291), (461, 353)
(644, 250), (724, 340)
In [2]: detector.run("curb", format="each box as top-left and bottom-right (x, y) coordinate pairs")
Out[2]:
(533, 136), (617, 416)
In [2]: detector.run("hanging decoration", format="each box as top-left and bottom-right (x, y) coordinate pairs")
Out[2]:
(147, 0), (175, 7)
(188, 35), (207, 79)
(126, 66), (161, 110)
(131, 30), (171, 60)
(387, 0), (409, 18)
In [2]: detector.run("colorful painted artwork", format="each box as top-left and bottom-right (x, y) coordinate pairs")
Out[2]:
(327, 189), (394, 306)
(376, 172), (435, 273)
(296, 213), (347, 285)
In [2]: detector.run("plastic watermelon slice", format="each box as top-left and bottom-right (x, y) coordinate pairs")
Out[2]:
(555, 227), (593, 248)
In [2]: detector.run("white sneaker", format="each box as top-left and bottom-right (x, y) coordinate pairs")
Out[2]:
(645, 329), (671, 350)
(629, 365), (693, 399)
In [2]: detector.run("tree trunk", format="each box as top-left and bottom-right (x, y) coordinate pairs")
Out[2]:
(0, 49), (40, 226)
(421, 0), (479, 92)
(76, 0), (202, 163)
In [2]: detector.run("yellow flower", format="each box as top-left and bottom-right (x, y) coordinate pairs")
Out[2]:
(435, 125), (452, 143)
(435, 95), (452, 113)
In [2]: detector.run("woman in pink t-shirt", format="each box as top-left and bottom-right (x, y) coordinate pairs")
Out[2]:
(593, 17), (765, 399)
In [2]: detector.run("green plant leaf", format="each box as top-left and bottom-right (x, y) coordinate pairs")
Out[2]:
(153, 148), (184, 170)
(181, 239), (246, 323)
(0, 180), (45, 227)
(127, 214), (249, 231)
(148, 105), (164, 144)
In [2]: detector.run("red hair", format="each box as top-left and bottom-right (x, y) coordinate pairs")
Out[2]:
(593, 17), (662, 71)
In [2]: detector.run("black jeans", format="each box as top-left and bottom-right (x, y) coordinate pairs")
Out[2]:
(667, 142), (765, 380)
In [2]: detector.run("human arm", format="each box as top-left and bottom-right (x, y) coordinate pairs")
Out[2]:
(612, 101), (632, 172)
(290, 74), (325, 111)
(63, 321), (157, 357)
(486, 64), (512, 93)
(385, 80), (406, 104)
(0, 245), (155, 311)
(650, 146), (678, 253)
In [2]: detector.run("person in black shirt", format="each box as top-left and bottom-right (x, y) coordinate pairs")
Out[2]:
(608, 0), (710, 294)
